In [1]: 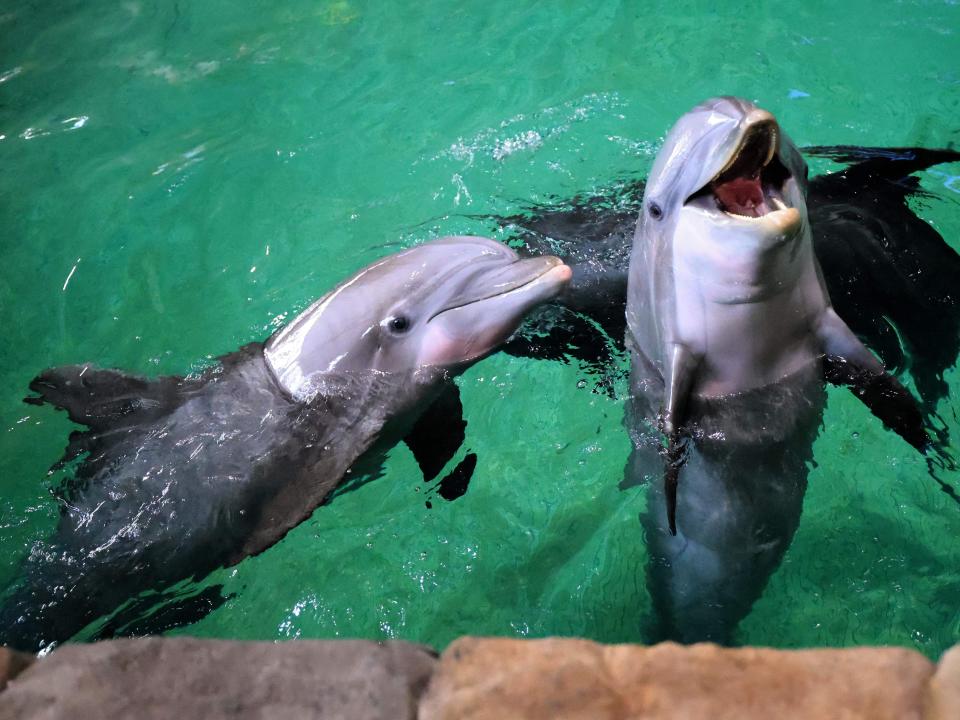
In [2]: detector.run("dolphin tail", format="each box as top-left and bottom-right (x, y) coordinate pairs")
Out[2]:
(803, 145), (960, 180)
(0, 558), (102, 652)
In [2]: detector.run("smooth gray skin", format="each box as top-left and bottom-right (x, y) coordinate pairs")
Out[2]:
(625, 97), (897, 643)
(1, 236), (570, 652)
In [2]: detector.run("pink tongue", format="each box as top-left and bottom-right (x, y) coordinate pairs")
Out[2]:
(714, 176), (765, 216)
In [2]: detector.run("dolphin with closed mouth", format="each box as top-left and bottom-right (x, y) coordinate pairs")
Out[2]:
(0, 236), (570, 652)
(624, 97), (930, 642)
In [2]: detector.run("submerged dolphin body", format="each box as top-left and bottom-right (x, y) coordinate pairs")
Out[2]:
(624, 98), (929, 642)
(0, 236), (570, 652)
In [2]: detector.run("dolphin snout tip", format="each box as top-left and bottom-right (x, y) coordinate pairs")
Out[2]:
(745, 107), (777, 128)
(772, 206), (802, 231)
(529, 255), (573, 285)
(551, 262), (573, 284)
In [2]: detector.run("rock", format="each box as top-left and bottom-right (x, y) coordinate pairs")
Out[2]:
(0, 637), (435, 720)
(419, 637), (934, 720)
(927, 644), (960, 720)
(0, 646), (34, 692)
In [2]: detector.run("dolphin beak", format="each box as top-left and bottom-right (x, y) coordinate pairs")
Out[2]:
(428, 255), (571, 322)
(421, 256), (571, 367)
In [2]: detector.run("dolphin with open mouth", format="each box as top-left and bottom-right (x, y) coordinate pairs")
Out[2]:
(624, 97), (930, 641)
(0, 236), (570, 652)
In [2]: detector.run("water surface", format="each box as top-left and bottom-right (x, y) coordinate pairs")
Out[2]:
(1, 0), (959, 656)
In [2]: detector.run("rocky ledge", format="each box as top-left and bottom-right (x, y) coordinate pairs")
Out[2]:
(1, 636), (958, 719)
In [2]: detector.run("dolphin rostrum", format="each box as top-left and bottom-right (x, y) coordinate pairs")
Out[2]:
(0, 236), (570, 652)
(624, 97), (930, 641)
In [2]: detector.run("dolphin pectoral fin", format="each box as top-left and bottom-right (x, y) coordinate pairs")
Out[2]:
(823, 355), (930, 452)
(818, 309), (931, 452)
(664, 442), (682, 535)
(91, 583), (231, 641)
(664, 344), (699, 437)
(662, 344), (700, 535)
(404, 382), (467, 482)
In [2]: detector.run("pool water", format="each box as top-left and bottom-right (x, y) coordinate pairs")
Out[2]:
(1, 0), (959, 657)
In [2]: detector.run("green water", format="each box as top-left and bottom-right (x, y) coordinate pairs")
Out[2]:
(2, 0), (959, 657)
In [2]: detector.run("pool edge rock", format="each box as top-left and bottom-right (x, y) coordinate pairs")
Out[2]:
(0, 646), (34, 692)
(0, 637), (436, 720)
(3, 636), (958, 719)
(927, 643), (960, 720)
(418, 636), (937, 720)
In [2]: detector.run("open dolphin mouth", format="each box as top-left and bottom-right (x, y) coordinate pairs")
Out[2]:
(688, 120), (793, 219)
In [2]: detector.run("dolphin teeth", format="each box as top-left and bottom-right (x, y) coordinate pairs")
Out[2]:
(771, 196), (787, 211)
(764, 128), (778, 167)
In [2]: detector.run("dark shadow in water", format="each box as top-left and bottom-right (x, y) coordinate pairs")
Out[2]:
(436, 452), (477, 501)
(92, 584), (233, 641)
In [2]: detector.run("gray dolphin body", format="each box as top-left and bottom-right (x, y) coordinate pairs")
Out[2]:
(1, 236), (570, 652)
(625, 98), (928, 642)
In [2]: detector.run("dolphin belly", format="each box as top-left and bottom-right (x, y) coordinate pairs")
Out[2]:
(631, 359), (825, 643)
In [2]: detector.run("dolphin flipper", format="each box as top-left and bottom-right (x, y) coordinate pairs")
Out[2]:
(816, 308), (930, 452)
(662, 344), (700, 535)
(92, 584), (231, 641)
(404, 382), (468, 482)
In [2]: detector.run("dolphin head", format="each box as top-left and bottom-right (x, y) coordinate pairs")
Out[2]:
(638, 97), (810, 278)
(264, 236), (571, 401)
(629, 98), (815, 346)
(627, 97), (816, 377)
(643, 96), (808, 226)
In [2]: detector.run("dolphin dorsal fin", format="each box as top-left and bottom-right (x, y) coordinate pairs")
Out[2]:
(25, 365), (185, 433)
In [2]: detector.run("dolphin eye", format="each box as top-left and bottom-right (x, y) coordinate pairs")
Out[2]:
(387, 315), (410, 334)
(648, 202), (663, 220)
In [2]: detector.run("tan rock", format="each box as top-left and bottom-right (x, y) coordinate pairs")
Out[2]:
(0, 637), (435, 720)
(927, 644), (960, 720)
(419, 637), (934, 720)
(0, 646), (34, 692)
